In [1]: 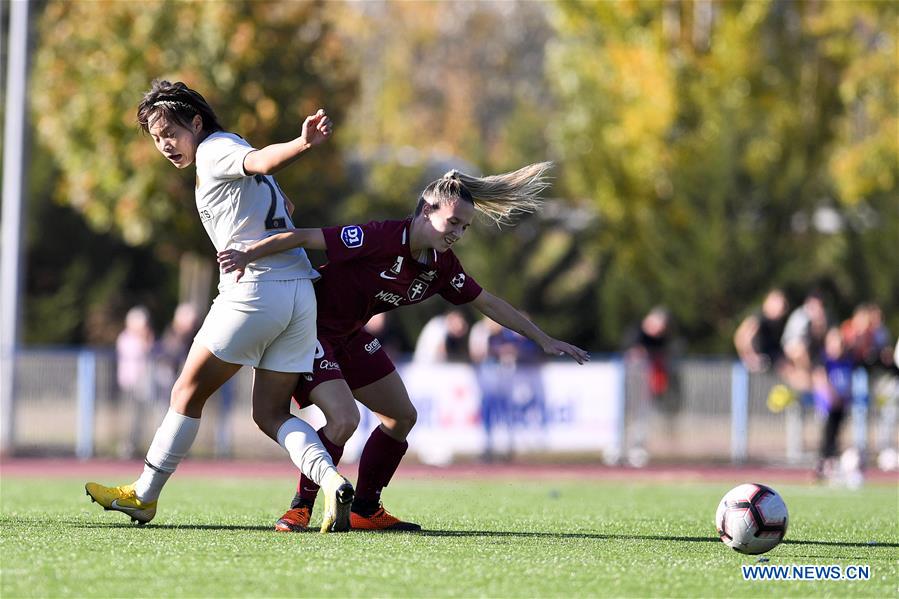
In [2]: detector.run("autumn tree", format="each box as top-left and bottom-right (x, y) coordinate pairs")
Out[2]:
(28, 0), (356, 341)
(547, 0), (898, 349)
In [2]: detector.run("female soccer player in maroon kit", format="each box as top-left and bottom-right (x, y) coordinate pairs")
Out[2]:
(217, 162), (589, 531)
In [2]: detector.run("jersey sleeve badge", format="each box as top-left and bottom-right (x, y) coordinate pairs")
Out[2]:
(340, 225), (364, 248)
(450, 272), (466, 291)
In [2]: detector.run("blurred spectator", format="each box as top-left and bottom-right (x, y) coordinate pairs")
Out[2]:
(155, 303), (200, 399)
(413, 310), (470, 363)
(470, 316), (546, 461)
(115, 305), (155, 458)
(780, 291), (829, 399)
(841, 303), (892, 371)
(364, 312), (410, 362)
(469, 317), (503, 364)
(881, 338), (899, 470)
(812, 327), (853, 480)
(734, 289), (789, 373)
(628, 306), (675, 401)
(470, 316), (544, 366)
(624, 306), (678, 467)
(852, 306), (899, 472)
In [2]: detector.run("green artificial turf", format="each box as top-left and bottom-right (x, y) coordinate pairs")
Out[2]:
(1, 475), (895, 597)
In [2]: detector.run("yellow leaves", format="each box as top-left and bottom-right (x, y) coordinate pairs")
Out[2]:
(230, 22), (255, 56)
(829, 127), (899, 205)
(32, 0), (354, 249)
(743, 138), (783, 179)
(256, 97), (278, 125)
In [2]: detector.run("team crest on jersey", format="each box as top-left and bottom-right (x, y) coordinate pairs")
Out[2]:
(407, 278), (429, 301)
(420, 269), (437, 282)
(340, 225), (364, 248)
(450, 272), (466, 291)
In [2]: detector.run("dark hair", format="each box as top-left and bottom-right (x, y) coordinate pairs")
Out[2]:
(414, 162), (552, 227)
(137, 79), (223, 135)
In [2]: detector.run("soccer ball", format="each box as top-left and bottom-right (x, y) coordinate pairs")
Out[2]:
(715, 483), (788, 555)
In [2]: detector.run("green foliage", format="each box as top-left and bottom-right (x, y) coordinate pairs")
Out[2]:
(25, 194), (177, 345)
(547, 0), (899, 349)
(331, 1), (580, 342)
(32, 0), (355, 251)
(22, 0), (898, 349)
(27, 0), (356, 342)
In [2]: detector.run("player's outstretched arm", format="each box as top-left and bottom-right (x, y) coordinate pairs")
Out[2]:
(243, 108), (333, 175)
(217, 228), (326, 280)
(470, 290), (590, 364)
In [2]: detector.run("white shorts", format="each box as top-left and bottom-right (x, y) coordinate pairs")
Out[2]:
(195, 279), (317, 373)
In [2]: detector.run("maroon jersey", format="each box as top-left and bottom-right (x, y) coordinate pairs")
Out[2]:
(314, 218), (482, 338)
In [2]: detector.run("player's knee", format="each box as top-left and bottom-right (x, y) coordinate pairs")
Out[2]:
(250, 406), (279, 437)
(405, 405), (418, 429)
(392, 405), (417, 438)
(328, 404), (360, 444)
(170, 377), (203, 417)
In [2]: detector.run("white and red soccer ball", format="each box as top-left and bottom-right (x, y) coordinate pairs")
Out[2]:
(716, 483), (788, 555)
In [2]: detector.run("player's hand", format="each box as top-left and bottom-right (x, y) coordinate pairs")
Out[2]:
(300, 108), (332, 147)
(541, 338), (590, 365)
(217, 248), (250, 281)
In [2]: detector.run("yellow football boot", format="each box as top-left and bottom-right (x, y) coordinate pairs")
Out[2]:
(319, 471), (354, 533)
(85, 482), (157, 525)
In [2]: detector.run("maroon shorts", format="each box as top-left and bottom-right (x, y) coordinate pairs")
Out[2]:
(292, 330), (396, 409)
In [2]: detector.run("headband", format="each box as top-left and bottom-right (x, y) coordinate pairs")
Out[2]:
(152, 99), (194, 111)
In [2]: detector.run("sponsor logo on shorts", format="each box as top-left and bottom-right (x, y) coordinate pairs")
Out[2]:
(319, 359), (340, 371)
(340, 225), (364, 248)
(408, 279), (429, 301)
(314, 341), (325, 359)
(199, 208), (213, 223)
(364, 339), (382, 354)
(450, 272), (466, 291)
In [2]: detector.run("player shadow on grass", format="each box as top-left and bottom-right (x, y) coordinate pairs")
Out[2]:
(420, 530), (899, 549)
(70, 524), (899, 548)
(74, 522), (290, 532)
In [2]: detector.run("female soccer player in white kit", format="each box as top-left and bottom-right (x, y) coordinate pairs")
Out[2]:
(86, 80), (354, 532)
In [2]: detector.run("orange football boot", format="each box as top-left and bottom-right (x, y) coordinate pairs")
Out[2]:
(275, 506), (312, 532)
(350, 504), (421, 531)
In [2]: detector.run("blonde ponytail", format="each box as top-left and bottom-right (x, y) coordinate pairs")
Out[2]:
(420, 162), (553, 227)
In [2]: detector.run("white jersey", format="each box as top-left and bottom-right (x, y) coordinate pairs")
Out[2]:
(194, 131), (318, 289)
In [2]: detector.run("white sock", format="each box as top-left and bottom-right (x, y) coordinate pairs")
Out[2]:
(133, 409), (200, 502)
(277, 417), (337, 485)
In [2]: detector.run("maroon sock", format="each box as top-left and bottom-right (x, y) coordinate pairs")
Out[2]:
(293, 427), (344, 507)
(354, 426), (408, 505)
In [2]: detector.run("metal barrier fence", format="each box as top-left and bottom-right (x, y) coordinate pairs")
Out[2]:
(2, 348), (896, 465)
